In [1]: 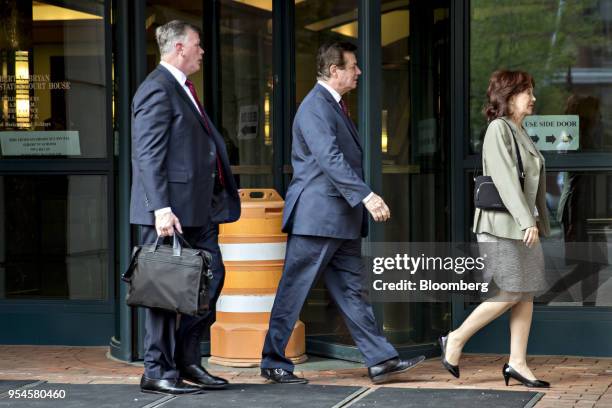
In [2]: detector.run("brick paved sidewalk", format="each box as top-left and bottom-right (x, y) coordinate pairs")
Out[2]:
(0, 346), (610, 407)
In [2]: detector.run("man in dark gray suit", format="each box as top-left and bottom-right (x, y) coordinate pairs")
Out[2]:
(130, 20), (240, 395)
(260, 42), (425, 384)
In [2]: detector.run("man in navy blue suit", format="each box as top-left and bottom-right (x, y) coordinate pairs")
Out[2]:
(130, 20), (240, 395)
(260, 42), (425, 384)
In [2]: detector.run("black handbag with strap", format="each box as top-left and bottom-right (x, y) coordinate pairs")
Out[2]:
(121, 231), (213, 316)
(474, 118), (526, 211)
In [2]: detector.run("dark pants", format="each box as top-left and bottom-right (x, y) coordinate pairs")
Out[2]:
(140, 223), (225, 380)
(261, 234), (398, 372)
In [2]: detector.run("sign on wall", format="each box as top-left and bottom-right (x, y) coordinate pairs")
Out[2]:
(237, 105), (258, 140)
(0, 131), (81, 156)
(523, 115), (579, 151)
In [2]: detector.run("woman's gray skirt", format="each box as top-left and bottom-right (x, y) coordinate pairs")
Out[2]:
(477, 232), (547, 293)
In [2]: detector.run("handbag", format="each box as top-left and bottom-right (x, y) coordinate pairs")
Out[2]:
(474, 118), (525, 211)
(121, 231), (213, 316)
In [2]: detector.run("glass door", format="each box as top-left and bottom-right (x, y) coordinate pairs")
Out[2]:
(298, 0), (452, 361)
(377, 0), (451, 352)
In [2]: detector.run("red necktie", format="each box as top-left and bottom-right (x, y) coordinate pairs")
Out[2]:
(339, 99), (350, 117)
(185, 79), (225, 187)
(339, 98), (359, 136)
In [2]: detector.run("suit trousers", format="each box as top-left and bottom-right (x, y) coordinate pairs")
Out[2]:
(261, 234), (398, 372)
(140, 223), (225, 380)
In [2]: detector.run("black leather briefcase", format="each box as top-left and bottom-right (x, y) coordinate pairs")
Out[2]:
(122, 232), (213, 316)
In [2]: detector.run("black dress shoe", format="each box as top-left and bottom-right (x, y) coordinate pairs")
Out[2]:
(439, 335), (460, 379)
(179, 364), (228, 389)
(368, 355), (426, 384)
(502, 363), (550, 388)
(140, 375), (203, 395)
(260, 368), (308, 384)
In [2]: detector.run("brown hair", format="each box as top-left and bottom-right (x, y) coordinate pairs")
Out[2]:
(316, 42), (357, 80)
(483, 70), (535, 122)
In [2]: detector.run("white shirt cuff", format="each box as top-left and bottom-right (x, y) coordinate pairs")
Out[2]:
(154, 207), (172, 216)
(362, 192), (374, 204)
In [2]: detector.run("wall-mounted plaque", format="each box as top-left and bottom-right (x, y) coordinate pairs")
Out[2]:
(0, 131), (81, 156)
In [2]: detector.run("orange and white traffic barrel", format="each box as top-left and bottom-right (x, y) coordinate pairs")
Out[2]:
(209, 189), (306, 367)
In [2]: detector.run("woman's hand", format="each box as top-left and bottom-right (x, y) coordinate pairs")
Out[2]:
(523, 226), (539, 248)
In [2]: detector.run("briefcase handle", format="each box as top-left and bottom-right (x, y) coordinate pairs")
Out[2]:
(149, 229), (192, 256)
(121, 230), (213, 284)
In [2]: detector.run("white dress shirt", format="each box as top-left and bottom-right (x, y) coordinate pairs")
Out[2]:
(160, 61), (201, 114)
(317, 80), (374, 204)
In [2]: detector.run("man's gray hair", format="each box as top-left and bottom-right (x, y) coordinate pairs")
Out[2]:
(155, 20), (201, 56)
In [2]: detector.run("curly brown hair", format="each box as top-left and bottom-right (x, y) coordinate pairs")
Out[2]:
(483, 70), (535, 122)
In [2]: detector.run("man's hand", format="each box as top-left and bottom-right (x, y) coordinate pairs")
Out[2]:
(523, 225), (539, 248)
(364, 193), (391, 222)
(155, 211), (183, 237)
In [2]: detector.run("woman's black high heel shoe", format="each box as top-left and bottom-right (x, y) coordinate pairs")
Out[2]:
(438, 335), (460, 378)
(502, 363), (550, 388)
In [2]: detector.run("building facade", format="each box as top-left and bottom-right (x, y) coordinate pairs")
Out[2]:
(0, 0), (611, 362)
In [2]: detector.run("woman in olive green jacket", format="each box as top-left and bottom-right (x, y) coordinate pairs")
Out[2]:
(439, 70), (551, 388)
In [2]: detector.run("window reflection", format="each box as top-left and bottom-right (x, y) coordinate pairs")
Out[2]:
(0, 0), (106, 158)
(219, 0), (274, 188)
(0, 175), (109, 300)
(470, 0), (612, 154)
(538, 171), (612, 306)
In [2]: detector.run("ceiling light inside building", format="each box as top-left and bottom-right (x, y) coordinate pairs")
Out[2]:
(305, 3), (409, 46)
(330, 10), (409, 46)
(231, 0), (305, 11)
(232, 0), (272, 11)
(32, 1), (102, 21)
(381, 10), (409, 46)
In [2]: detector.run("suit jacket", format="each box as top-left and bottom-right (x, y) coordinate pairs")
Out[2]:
(282, 83), (371, 239)
(130, 65), (240, 227)
(473, 117), (550, 240)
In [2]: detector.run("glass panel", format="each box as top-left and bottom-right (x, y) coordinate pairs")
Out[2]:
(0, 1), (107, 158)
(295, 0), (359, 347)
(538, 170), (612, 306)
(0, 175), (109, 300)
(379, 0), (451, 346)
(219, 0), (273, 187)
(470, 0), (612, 154)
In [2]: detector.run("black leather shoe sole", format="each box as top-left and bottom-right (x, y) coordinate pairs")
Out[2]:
(140, 387), (203, 395)
(183, 377), (228, 390)
(140, 376), (204, 396)
(370, 356), (426, 384)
